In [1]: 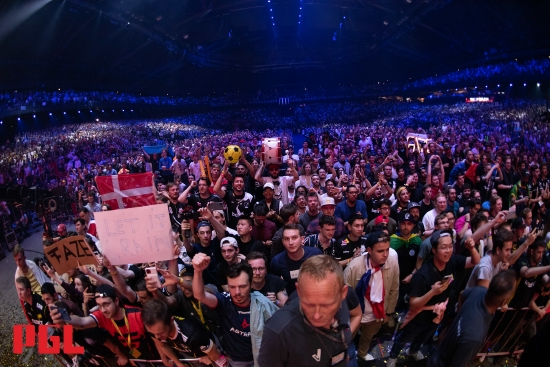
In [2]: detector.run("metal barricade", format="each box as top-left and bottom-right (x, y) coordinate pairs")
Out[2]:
(476, 306), (550, 362)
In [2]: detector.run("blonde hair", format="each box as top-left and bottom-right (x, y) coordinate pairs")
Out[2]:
(298, 255), (343, 288)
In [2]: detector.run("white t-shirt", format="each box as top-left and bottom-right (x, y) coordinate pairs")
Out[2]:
(466, 255), (503, 289)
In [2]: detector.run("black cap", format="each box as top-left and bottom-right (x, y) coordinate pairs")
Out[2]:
(398, 211), (416, 224)
(365, 231), (390, 248)
(407, 202), (421, 210)
(95, 284), (118, 300)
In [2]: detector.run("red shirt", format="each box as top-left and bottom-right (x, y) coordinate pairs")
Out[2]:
(91, 305), (146, 351)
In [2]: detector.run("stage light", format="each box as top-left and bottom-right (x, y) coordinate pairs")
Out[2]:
(524, 83), (526, 87)
(131, 110), (133, 112)
(510, 83), (513, 87)
(102, 110), (104, 112)
(485, 85), (488, 88)
(537, 83), (540, 87)
(78, 111), (80, 113)
(270, 8), (272, 11)
(33, 115), (36, 118)
(273, 22), (275, 25)
(497, 84), (500, 87)
(122, 109), (125, 112)
(63, 112), (66, 114)
(49, 113), (52, 116)
(0, 121), (2, 125)
(271, 16), (273, 19)
(112, 110), (115, 112)
(18, 117), (20, 121)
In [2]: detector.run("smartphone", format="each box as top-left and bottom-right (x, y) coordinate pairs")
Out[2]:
(441, 275), (453, 285)
(207, 202), (224, 212)
(506, 211), (516, 220)
(145, 267), (162, 288)
(50, 306), (71, 321)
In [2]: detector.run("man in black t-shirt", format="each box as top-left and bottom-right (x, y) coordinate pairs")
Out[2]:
(182, 221), (222, 287)
(179, 178), (224, 223)
(333, 214), (367, 267)
(246, 251), (287, 307)
(428, 271), (516, 367)
(509, 239), (550, 309)
(386, 230), (480, 367)
(16, 276), (51, 329)
(142, 299), (227, 367)
(214, 172), (254, 229)
(225, 217), (266, 257)
(259, 255), (353, 367)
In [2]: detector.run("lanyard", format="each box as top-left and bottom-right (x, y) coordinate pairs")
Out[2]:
(111, 310), (132, 350)
(191, 300), (206, 326)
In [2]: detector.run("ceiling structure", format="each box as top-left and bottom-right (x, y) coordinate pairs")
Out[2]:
(1, 0), (550, 95)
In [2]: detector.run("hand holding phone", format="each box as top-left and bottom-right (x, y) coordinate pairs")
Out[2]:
(145, 267), (162, 289)
(50, 305), (71, 321)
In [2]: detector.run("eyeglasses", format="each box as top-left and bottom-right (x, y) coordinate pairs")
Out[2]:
(251, 267), (266, 273)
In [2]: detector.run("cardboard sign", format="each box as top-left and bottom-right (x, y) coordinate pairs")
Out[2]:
(94, 204), (174, 265)
(45, 236), (99, 275)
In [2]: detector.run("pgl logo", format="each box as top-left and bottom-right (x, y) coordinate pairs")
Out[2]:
(13, 325), (84, 354)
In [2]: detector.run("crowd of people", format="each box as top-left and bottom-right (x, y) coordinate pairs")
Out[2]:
(404, 58), (550, 90)
(7, 96), (550, 367)
(2, 58), (550, 116)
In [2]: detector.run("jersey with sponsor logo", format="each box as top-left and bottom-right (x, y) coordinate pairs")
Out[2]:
(213, 292), (252, 362)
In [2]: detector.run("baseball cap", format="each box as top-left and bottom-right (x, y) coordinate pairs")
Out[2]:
(375, 215), (389, 225)
(263, 182), (275, 190)
(521, 169), (531, 177)
(408, 202), (421, 210)
(511, 217), (525, 230)
(95, 284), (118, 300)
(220, 236), (238, 248)
(197, 221), (212, 230)
(57, 224), (67, 232)
(365, 231), (390, 248)
(397, 211), (416, 224)
(320, 196), (336, 207)
(430, 229), (453, 248)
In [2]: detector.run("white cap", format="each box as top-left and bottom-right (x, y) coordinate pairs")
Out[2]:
(321, 196), (336, 207)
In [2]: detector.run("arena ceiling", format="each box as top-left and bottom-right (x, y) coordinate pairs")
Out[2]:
(1, 0), (550, 94)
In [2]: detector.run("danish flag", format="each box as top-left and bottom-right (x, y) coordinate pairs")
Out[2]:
(96, 172), (156, 210)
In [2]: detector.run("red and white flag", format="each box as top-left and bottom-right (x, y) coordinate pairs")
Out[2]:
(96, 172), (156, 210)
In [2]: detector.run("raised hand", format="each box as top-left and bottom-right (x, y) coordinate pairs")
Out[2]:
(157, 268), (179, 287)
(192, 253), (211, 272)
(463, 236), (475, 250)
(198, 207), (213, 221)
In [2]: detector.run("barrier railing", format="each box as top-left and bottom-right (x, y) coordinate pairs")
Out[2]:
(476, 306), (550, 361)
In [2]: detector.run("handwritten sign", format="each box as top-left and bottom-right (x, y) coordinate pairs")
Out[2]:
(94, 204), (174, 265)
(45, 236), (98, 275)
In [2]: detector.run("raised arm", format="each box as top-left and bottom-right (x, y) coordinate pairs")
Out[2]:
(191, 253), (219, 309)
(213, 162), (228, 199)
(49, 304), (97, 329)
(178, 180), (197, 204)
(198, 207), (226, 241)
(254, 161), (265, 182)
(103, 256), (138, 304)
